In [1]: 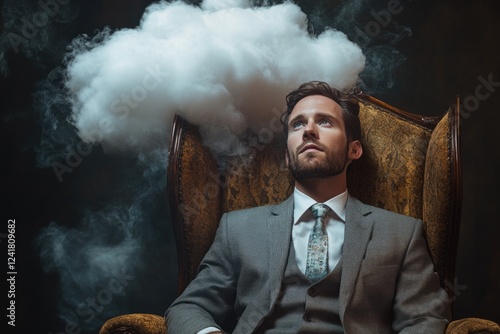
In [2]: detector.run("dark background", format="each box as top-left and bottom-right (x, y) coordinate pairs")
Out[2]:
(1, 0), (499, 333)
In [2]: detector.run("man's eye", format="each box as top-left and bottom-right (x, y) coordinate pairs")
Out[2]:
(292, 122), (304, 129)
(319, 119), (331, 125)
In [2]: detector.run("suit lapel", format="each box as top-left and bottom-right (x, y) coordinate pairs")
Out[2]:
(266, 196), (294, 307)
(236, 197), (294, 334)
(339, 195), (374, 321)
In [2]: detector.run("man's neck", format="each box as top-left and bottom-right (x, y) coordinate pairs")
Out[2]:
(294, 174), (347, 203)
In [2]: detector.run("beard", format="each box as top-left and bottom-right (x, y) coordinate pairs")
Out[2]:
(287, 140), (349, 181)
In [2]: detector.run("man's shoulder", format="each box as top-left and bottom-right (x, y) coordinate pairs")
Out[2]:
(226, 205), (270, 217)
(226, 202), (282, 217)
(349, 196), (421, 225)
(224, 196), (292, 221)
(349, 197), (422, 242)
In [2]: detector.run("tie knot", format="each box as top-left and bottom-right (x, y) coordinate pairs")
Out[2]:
(310, 203), (331, 221)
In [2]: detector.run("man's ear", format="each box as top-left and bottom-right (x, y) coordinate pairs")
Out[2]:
(348, 140), (363, 161)
(284, 149), (289, 168)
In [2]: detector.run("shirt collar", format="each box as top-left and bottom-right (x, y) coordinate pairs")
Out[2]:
(293, 187), (348, 224)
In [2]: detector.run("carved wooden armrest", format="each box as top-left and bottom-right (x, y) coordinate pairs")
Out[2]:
(99, 313), (166, 334)
(447, 317), (500, 334)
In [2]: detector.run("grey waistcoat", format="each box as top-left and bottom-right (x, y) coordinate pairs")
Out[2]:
(256, 240), (344, 333)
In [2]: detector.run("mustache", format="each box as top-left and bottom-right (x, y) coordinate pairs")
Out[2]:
(297, 139), (327, 154)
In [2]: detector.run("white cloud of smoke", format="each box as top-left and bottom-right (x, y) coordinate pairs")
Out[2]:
(65, 0), (365, 156)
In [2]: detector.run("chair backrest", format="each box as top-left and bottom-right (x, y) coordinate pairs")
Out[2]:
(167, 94), (462, 300)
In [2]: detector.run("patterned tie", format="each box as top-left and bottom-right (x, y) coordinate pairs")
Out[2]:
(305, 203), (331, 283)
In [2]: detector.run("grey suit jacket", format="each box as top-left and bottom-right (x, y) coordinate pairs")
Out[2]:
(166, 195), (451, 333)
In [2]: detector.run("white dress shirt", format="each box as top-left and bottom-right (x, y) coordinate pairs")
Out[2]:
(197, 189), (348, 333)
(292, 187), (347, 274)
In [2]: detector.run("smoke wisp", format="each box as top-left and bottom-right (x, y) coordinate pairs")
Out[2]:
(0, 0), (80, 76)
(36, 148), (173, 333)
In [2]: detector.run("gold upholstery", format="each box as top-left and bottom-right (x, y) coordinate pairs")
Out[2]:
(100, 94), (500, 334)
(100, 314), (166, 334)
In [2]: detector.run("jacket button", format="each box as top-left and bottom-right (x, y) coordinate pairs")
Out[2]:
(308, 288), (317, 297)
(303, 314), (312, 322)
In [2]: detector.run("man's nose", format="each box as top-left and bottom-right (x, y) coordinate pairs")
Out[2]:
(302, 121), (317, 140)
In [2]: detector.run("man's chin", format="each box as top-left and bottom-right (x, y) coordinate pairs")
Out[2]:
(298, 154), (325, 166)
(290, 165), (334, 180)
(300, 150), (324, 159)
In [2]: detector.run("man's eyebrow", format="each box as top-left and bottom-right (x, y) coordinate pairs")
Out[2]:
(288, 112), (339, 126)
(315, 112), (338, 120)
(288, 114), (305, 126)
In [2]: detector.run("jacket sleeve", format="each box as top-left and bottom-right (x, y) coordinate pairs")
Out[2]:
(165, 213), (238, 334)
(392, 219), (452, 333)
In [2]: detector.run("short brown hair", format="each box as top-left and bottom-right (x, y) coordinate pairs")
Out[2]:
(281, 81), (362, 142)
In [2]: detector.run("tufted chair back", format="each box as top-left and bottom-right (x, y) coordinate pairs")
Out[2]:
(167, 93), (462, 299)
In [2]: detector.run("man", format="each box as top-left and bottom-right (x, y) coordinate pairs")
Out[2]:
(165, 81), (451, 333)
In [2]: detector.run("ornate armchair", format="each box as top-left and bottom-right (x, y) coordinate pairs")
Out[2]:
(100, 94), (500, 334)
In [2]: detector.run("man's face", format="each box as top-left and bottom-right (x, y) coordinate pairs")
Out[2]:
(285, 95), (352, 180)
